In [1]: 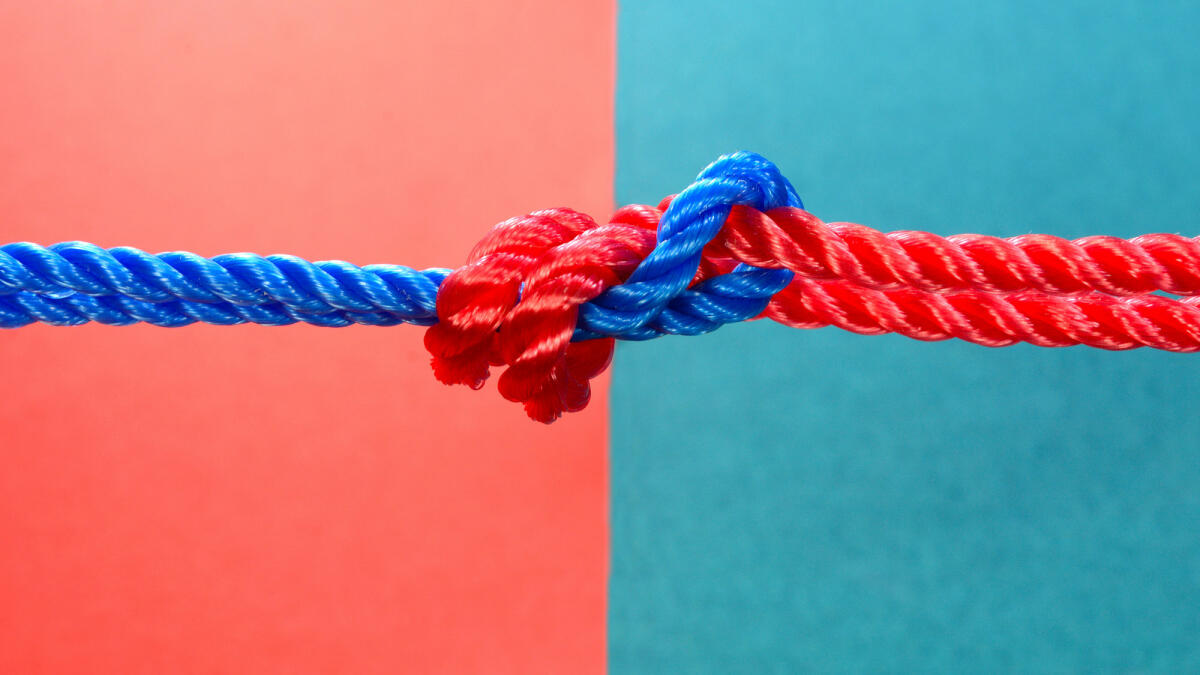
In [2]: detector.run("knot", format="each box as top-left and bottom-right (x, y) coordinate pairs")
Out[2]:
(423, 208), (599, 390)
(424, 152), (803, 423)
(11, 151), (1200, 414)
(424, 205), (662, 422)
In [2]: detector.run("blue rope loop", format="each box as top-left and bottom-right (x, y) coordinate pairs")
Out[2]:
(576, 151), (800, 339)
(0, 152), (799, 340)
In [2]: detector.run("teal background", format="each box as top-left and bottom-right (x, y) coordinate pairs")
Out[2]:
(610, 1), (1200, 672)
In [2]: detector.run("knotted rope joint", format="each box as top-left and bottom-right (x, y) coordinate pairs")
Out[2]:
(5, 152), (1199, 422)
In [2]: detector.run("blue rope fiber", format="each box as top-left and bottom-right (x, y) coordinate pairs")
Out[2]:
(0, 152), (800, 340)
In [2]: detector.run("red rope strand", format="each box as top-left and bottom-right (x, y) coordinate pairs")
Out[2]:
(423, 208), (597, 389)
(706, 205), (1200, 297)
(764, 279), (1200, 351)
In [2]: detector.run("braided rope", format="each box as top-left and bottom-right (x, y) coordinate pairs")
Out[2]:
(5, 152), (1198, 422)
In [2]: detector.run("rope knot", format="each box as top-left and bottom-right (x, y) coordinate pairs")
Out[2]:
(424, 152), (804, 422)
(424, 205), (666, 422)
(8, 151), (1200, 418)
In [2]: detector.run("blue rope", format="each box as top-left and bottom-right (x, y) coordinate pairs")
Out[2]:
(0, 152), (799, 339)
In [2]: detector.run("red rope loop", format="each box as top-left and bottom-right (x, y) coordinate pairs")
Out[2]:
(423, 208), (597, 390)
(425, 205), (664, 422)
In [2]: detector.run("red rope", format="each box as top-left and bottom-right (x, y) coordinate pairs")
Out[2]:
(766, 279), (1200, 352)
(424, 208), (598, 390)
(495, 213), (659, 422)
(426, 201), (1200, 422)
(708, 204), (1200, 296)
(425, 206), (664, 422)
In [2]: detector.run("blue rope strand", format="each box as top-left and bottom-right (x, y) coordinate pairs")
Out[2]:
(0, 152), (800, 341)
(0, 242), (451, 322)
(0, 287), (445, 328)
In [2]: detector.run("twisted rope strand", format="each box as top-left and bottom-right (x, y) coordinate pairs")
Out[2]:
(764, 278), (1200, 352)
(582, 152), (801, 336)
(0, 287), (435, 328)
(495, 222), (658, 422)
(422, 208), (600, 389)
(0, 242), (448, 319)
(709, 206), (1200, 297)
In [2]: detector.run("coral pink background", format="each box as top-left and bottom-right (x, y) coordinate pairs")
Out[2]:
(0, 2), (614, 672)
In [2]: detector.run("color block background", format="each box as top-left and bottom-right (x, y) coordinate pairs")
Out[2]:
(5, 1), (1200, 673)
(0, 2), (612, 673)
(611, 1), (1200, 672)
